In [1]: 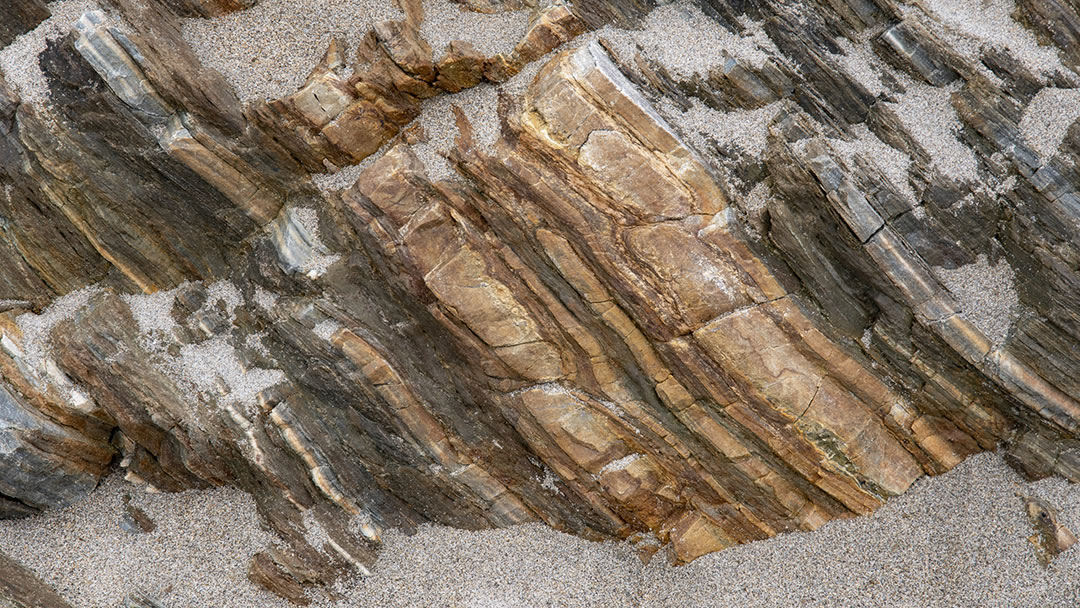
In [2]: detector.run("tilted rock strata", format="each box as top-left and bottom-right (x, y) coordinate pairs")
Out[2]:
(1, 0), (1080, 601)
(0, 549), (74, 608)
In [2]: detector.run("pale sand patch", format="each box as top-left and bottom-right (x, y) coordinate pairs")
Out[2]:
(0, 0), (98, 105)
(660, 98), (783, 159)
(914, 0), (1066, 81)
(830, 36), (889, 97)
(412, 82), (499, 180)
(603, 0), (778, 78)
(639, 452), (1080, 607)
(320, 522), (643, 608)
(934, 253), (1020, 346)
(829, 122), (917, 203)
(312, 150), (387, 195)
(0, 473), (286, 608)
(742, 180), (770, 212)
(1, 453), (1078, 606)
(420, 0), (529, 59)
(7, 285), (102, 409)
(1020, 87), (1080, 159)
(888, 81), (979, 183)
(180, 0), (402, 102)
(124, 280), (286, 417)
(13, 284), (100, 364)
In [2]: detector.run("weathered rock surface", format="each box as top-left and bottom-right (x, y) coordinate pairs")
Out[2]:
(1, 0), (1080, 602)
(0, 549), (73, 608)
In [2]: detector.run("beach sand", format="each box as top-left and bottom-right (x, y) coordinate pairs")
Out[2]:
(1, 452), (1077, 607)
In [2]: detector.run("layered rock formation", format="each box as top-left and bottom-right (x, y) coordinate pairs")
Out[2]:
(1, 0), (1079, 602)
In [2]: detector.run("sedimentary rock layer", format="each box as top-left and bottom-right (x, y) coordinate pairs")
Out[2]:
(1, 0), (1079, 601)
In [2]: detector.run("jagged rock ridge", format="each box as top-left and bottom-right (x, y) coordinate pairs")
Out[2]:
(0, 0), (1079, 601)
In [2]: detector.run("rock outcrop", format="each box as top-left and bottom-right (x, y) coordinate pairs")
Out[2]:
(2, 0), (1080, 601)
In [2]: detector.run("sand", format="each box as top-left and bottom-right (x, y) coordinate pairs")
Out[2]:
(1, 452), (1077, 607)
(913, 0), (1067, 82)
(1020, 87), (1080, 159)
(934, 253), (1020, 346)
(0, 0), (99, 105)
(413, 82), (500, 180)
(888, 81), (979, 183)
(604, 0), (778, 79)
(124, 280), (287, 417)
(660, 98), (782, 160)
(7, 285), (102, 409)
(4, 3), (1078, 604)
(180, 0), (402, 102)
(0, 473), (286, 608)
(639, 452), (1080, 608)
(180, 0), (532, 103)
(312, 151), (386, 195)
(420, 0), (530, 59)
(829, 123), (917, 204)
(831, 36), (889, 97)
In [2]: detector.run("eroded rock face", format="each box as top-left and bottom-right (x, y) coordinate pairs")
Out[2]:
(2, 0), (1080, 601)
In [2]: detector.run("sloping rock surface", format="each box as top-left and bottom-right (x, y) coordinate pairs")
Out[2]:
(1, 0), (1080, 600)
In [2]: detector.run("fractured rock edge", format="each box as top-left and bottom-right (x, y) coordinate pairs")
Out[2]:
(1, 0), (1080, 604)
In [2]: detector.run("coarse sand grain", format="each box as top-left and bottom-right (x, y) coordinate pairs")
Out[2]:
(122, 283), (184, 352)
(313, 318), (343, 341)
(638, 452), (1080, 608)
(498, 46), (555, 98)
(123, 279), (286, 417)
(312, 150), (387, 194)
(0, 0), (99, 106)
(7, 284), (101, 407)
(180, 0), (402, 102)
(13, 284), (100, 365)
(742, 181), (771, 212)
(1020, 87), (1080, 159)
(170, 335), (285, 413)
(318, 522), (644, 608)
(5, 453), (1078, 607)
(252, 285), (280, 312)
(934, 253), (1020, 346)
(420, 0), (530, 59)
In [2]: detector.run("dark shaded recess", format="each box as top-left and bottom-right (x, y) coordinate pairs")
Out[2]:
(153, 0), (255, 18)
(0, 492), (38, 519)
(696, 0), (764, 26)
(0, 0), (51, 46)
